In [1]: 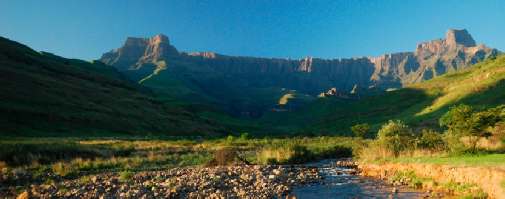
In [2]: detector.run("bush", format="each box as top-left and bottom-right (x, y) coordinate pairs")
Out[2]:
(351, 123), (370, 138)
(52, 162), (77, 177)
(119, 170), (133, 182)
(376, 120), (414, 157)
(416, 129), (445, 151)
(440, 104), (503, 153)
(226, 135), (235, 143)
(239, 132), (250, 140)
(207, 148), (243, 166)
(256, 144), (313, 164)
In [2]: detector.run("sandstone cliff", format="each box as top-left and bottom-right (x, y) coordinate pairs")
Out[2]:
(100, 29), (498, 93)
(370, 29), (499, 87)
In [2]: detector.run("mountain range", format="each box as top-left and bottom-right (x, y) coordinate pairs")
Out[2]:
(0, 29), (503, 136)
(99, 29), (498, 117)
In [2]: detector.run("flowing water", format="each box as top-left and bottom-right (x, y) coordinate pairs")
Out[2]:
(292, 159), (432, 199)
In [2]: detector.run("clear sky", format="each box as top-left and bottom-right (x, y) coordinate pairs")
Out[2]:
(1, 0), (504, 60)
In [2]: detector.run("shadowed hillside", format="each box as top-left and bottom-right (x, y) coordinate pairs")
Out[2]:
(99, 30), (498, 118)
(0, 37), (223, 136)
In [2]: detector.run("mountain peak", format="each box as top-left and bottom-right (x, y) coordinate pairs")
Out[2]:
(150, 34), (169, 44)
(445, 29), (476, 47)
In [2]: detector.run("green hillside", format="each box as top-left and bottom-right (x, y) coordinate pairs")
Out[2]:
(1, 35), (504, 137)
(262, 55), (505, 135)
(0, 37), (223, 136)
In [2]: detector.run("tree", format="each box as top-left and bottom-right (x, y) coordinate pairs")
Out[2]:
(351, 123), (370, 138)
(376, 120), (413, 157)
(440, 104), (502, 152)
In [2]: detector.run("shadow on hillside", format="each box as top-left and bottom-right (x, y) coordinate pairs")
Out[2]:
(414, 79), (505, 128)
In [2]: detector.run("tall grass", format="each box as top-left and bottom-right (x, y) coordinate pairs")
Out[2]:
(0, 136), (357, 176)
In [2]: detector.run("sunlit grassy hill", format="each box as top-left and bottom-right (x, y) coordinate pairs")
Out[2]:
(263, 55), (505, 135)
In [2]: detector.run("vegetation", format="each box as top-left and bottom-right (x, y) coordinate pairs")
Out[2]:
(0, 136), (356, 184)
(359, 103), (505, 166)
(390, 170), (488, 198)
(0, 36), (223, 136)
(263, 55), (505, 136)
(415, 129), (445, 151)
(350, 123), (370, 138)
(376, 120), (414, 157)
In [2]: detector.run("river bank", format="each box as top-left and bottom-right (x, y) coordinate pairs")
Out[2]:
(2, 159), (442, 199)
(359, 162), (505, 198)
(3, 165), (320, 198)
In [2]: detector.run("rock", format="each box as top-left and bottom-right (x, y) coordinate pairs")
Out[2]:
(16, 191), (29, 199)
(3, 165), (323, 198)
(100, 29), (498, 107)
(445, 29), (476, 47)
(392, 187), (398, 193)
(272, 169), (282, 176)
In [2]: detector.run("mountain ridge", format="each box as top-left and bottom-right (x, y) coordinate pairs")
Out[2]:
(99, 29), (499, 117)
(101, 29), (498, 90)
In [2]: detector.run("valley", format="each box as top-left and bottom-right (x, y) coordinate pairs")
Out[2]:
(1, 30), (505, 198)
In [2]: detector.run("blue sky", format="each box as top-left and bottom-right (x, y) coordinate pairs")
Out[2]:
(0, 0), (504, 60)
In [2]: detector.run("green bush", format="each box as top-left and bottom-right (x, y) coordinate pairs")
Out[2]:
(239, 132), (250, 140)
(226, 135), (235, 143)
(416, 129), (445, 151)
(119, 170), (134, 182)
(440, 104), (504, 153)
(376, 120), (414, 157)
(351, 123), (370, 138)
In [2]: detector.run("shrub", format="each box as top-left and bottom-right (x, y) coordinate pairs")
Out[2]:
(351, 123), (370, 138)
(416, 129), (445, 151)
(440, 104), (503, 153)
(52, 162), (76, 177)
(119, 170), (133, 182)
(376, 120), (414, 157)
(207, 148), (242, 166)
(226, 135), (235, 143)
(256, 144), (313, 164)
(239, 132), (250, 140)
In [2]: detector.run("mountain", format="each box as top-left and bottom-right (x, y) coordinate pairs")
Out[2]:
(262, 54), (505, 135)
(0, 36), (223, 136)
(0, 29), (502, 137)
(100, 29), (498, 117)
(370, 29), (498, 87)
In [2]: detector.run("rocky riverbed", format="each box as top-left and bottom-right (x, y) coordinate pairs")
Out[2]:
(2, 165), (321, 198)
(292, 159), (440, 198)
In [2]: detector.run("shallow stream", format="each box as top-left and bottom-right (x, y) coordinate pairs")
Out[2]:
(292, 159), (431, 199)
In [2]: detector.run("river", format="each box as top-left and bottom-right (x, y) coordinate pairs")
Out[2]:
(292, 159), (434, 199)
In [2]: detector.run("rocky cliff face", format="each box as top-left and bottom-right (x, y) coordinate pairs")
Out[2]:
(369, 29), (498, 87)
(100, 34), (178, 71)
(100, 29), (498, 93)
(99, 30), (499, 116)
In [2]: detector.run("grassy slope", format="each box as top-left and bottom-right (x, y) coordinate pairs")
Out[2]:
(0, 37), (223, 136)
(262, 55), (505, 135)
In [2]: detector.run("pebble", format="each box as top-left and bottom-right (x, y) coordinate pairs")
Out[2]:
(2, 165), (321, 198)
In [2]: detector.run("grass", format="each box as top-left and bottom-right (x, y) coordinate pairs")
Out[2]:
(262, 55), (505, 135)
(119, 171), (134, 182)
(389, 154), (505, 168)
(390, 170), (488, 198)
(0, 136), (356, 181)
(0, 36), (225, 137)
